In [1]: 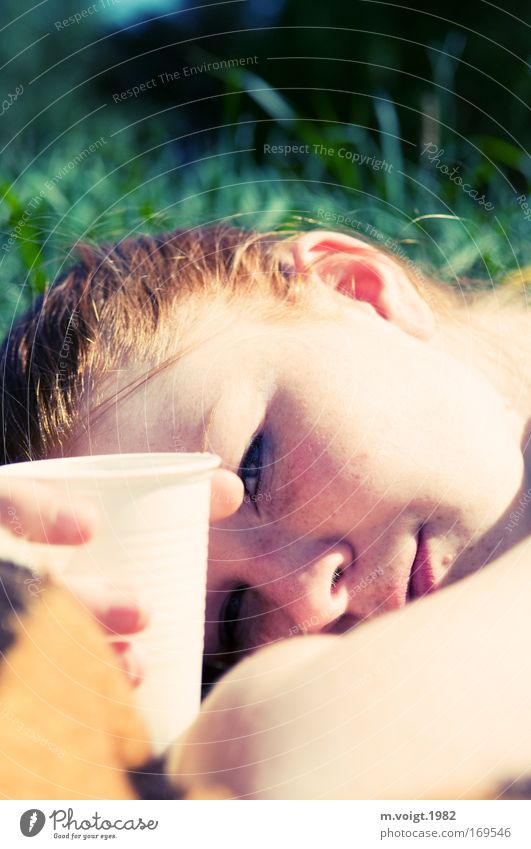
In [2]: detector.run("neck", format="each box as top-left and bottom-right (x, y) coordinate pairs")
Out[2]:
(435, 295), (531, 452)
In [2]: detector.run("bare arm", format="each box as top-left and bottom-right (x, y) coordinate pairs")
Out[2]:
(172, 537), (531, 799)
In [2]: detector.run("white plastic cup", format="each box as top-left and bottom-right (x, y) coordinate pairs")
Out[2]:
(0, 452), (220, 753)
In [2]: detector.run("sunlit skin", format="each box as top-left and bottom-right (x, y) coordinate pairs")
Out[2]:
(69, 231), (531, 672)
(5, 229), (528, 798)
(173, 531), (531, 799)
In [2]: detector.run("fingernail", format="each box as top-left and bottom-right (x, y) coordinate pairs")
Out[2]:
(112, 640), (130, 655)
(105, 603), (149, 634)
(53, 502), (100, 544)
(111, 641), (144, 688)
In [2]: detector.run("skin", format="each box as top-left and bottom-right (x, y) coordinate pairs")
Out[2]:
(173, 529), (531, 799)
(72, 231), (531, 677)
(7, 230), (531, 796)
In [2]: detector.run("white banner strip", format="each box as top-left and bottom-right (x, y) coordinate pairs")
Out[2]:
(2, 799), (531, 848)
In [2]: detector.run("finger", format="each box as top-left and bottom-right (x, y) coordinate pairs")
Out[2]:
(0, 479), (99, 545)
(209, 469), (244, 522)
(59, 576), (150, 635)
(110, 640), (145, 688)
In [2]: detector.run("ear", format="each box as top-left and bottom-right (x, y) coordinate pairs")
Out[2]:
(291, 230), (434, 340)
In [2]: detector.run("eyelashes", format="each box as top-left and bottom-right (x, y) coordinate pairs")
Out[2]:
(238, 431), (264, 505)
(219, 584), (248, 654)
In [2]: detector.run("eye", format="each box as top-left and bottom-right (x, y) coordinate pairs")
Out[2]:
(238, 431), (264, 503)
(219, 585), (248, 653)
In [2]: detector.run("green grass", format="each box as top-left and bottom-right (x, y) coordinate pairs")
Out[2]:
(1, 75), (530, 338)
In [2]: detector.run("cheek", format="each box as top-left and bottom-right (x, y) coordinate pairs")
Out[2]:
(269, 322), (525, 546)
(273, 343), (415, 486)
(274, 442), (410, 535)
(271, 394), (391, 529)
(269, 364), (454, 532)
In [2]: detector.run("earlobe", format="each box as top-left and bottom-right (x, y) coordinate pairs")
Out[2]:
(291, 230), (435, 341)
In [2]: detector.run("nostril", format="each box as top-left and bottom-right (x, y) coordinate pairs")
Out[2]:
(330, 567), (344, 593)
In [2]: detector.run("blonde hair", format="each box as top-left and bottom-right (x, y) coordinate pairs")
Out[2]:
(0, 224), (458, 465)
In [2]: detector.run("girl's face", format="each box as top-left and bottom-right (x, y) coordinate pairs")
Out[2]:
(79, 236), (529, 668)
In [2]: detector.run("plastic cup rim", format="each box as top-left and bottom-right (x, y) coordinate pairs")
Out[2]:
(0, 451), (221, 482)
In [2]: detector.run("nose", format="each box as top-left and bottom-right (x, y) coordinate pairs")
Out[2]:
(261, 542), (355, 636)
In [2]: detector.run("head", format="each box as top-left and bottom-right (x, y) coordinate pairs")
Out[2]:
(1, 225), (527, 680)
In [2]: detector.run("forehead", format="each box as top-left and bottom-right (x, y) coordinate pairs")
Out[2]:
(151, 317), (284, 458)
(161, 305), (361, 454)
(78, 315), (281, 457)
(77, 290), (350, 458)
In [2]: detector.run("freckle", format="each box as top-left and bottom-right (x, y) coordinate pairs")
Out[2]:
(442, 554), (453, 566)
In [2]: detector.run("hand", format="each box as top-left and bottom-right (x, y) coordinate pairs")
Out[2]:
(57, 575), (150, 688)
(0, 469), (244, 687)
(0, 476), (147, 684)
(0, 477), (99, 545)
(209, 468), (245, 522)
(66, 469), (243, 684)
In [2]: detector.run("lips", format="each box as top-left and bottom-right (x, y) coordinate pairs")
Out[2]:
(406, 529), (436, 601)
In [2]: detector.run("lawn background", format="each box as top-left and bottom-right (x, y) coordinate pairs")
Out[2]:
(1, 0), (530, 336)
